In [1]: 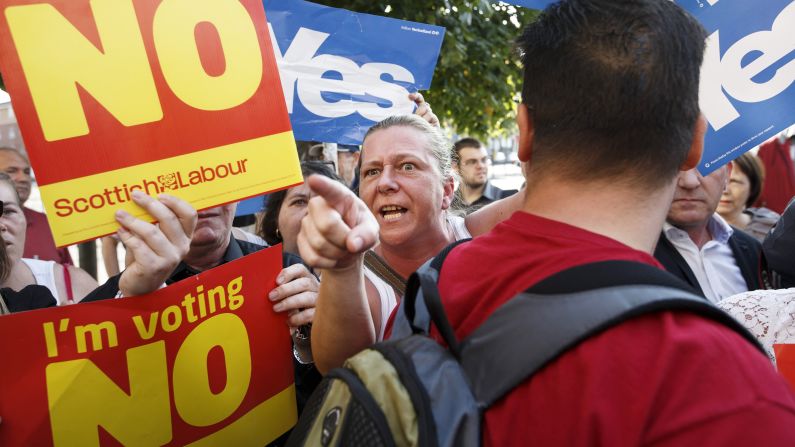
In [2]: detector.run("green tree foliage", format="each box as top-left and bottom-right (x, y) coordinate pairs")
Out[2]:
(312, 1), (538, 138)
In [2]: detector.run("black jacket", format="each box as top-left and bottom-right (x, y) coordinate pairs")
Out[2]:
(2, 285), (57, 312)
(654, 227), (762, 297)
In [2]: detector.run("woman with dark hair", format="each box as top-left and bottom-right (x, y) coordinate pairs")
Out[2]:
(0, 183), (197, 313)
(256, 162), (343, 431)
(258, 162), (342, 362)
(260, 161), (342, 256)
(0, 232), (52, 314)
(0, 240), (57, 314)
(0, 173), (98, 303)
(718, 152), (780, 242)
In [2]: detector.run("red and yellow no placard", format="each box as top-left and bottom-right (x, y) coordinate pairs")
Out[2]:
(0, 245), (296, 446)
(775, 344), (795, 391)
(0, 0), (302, 246)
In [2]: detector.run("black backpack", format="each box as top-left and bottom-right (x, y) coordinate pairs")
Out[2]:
(287, 241), (763, 447)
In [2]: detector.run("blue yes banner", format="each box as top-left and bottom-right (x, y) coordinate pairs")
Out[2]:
(503, 0), (555, 9)
(688, 0), (795, 174)
(504, 0), (795, 175)
(264, 0), (445, 145)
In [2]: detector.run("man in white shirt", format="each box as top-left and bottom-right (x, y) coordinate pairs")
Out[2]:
(654, 164), (762, 303)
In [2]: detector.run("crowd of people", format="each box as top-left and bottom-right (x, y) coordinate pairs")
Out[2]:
(2, 0), (795, 444)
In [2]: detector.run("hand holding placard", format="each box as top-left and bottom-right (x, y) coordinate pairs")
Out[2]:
(411, 92), (440, 127)
(269, 263), (319, 328)
(116, 191), (197, 297)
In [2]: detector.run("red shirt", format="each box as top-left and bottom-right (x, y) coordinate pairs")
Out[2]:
(757, 138), (795, 214)
(436, 212), (795, 446)
(23, 207), (72, 265)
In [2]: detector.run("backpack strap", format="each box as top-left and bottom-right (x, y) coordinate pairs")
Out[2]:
(460, 260), (765, 409)
(525, 259), (701, 295)
(364, 249), (407, 297)
(390, 239), (472, 350)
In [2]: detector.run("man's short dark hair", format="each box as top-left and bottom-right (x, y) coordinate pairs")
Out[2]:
(453, 138), (483, 164)
(519, 0), (706, 188)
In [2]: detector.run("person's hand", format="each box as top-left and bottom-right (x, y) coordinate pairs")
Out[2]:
(410, 92), (439, 127)
(116, 191), (197, 297)
(269, 263), (319, 328)
(298, 175), (378, 270)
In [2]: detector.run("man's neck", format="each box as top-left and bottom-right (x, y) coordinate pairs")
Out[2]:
(522, 176), (674, 254)
(679, 221), (714, 250)
(184, 236), (231, 272)
(376, 216), (454, 278)
(459, 182), (486, 205)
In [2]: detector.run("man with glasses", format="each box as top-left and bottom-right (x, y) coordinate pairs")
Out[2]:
(452, 138), (516, 214)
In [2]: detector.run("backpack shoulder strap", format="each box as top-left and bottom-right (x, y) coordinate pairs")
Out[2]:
(525, 259), (699, 295)
(460, 260), (764, 408)
(363, 250), (407, 297)
(389, 238), (472, 348)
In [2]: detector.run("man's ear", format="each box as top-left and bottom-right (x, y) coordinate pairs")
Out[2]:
(441, 176), (455, 210)
(517, 103), (534, 163)
(452, 159), (461, 174)
(681, 114), (707, 171)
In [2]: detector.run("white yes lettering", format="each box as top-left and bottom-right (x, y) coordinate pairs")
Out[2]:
(700, 1), (795, 131)
(268, 24), (416, 121)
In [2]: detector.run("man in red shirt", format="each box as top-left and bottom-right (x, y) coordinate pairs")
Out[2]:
(297, 0), (795, 444)
(435, 1), (795, 444)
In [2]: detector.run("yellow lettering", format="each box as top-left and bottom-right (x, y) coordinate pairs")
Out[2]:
(5, 0), (162, 141)
(152, 0), (263, 111)
(227, 276), (244, 310)
(187, 386), (298, 447)
(43, 321), (58, 358)
(132, 312), (159, 340)
(173, 313), (251, 426)
(75, 321), (118, 353)
(46, 342), (171, 446)
(161, 305), (182, 332)
(207, 285), (226, 313)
